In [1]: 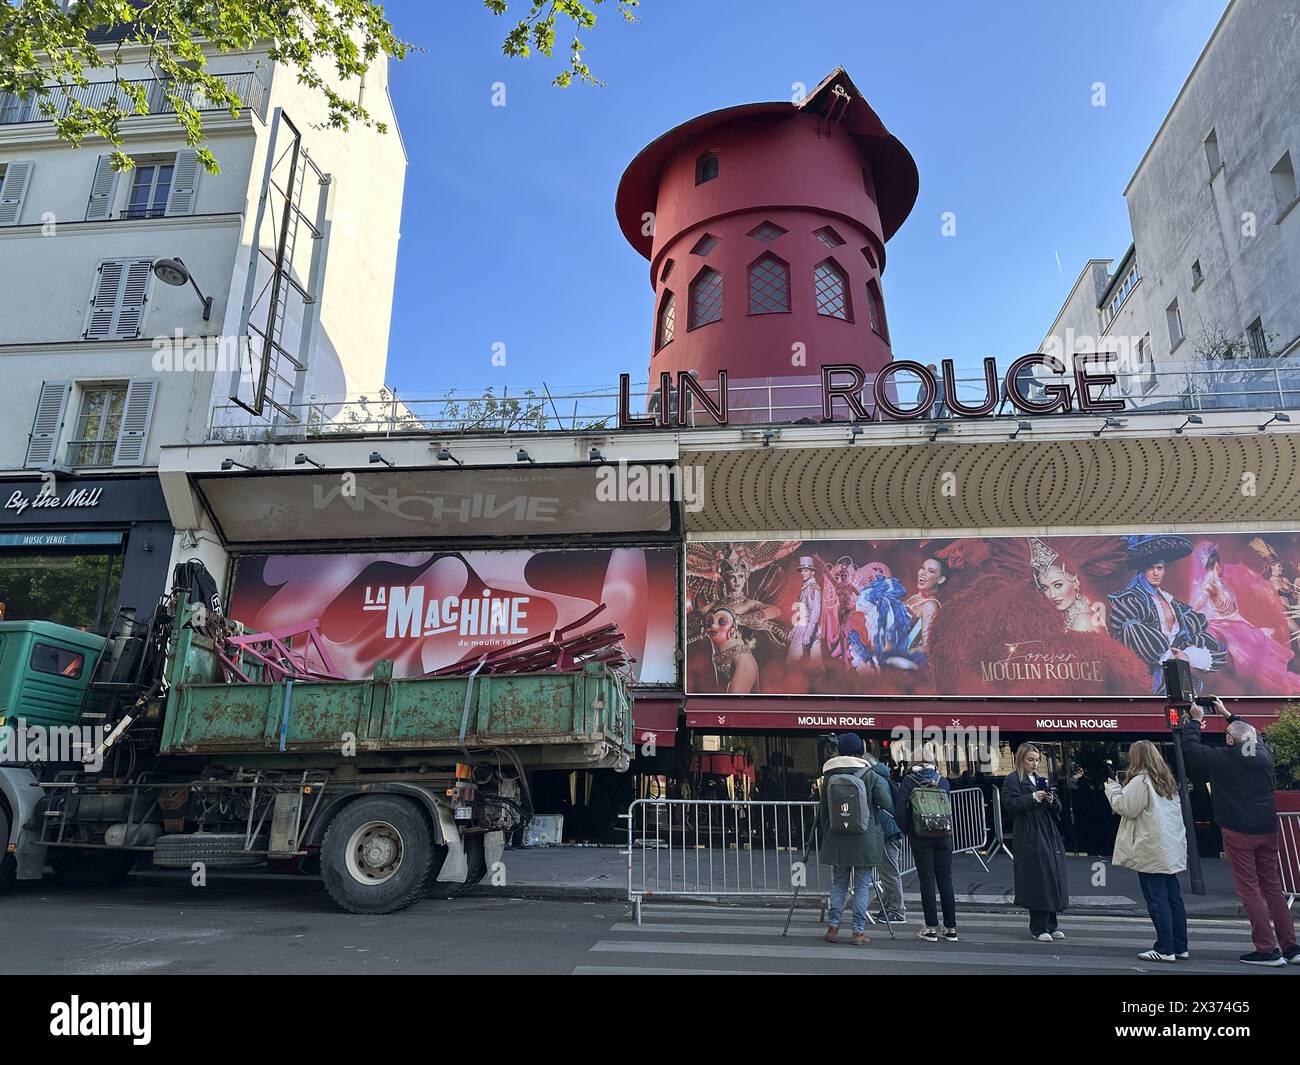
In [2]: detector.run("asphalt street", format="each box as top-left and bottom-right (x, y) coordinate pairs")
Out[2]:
(2, 872), (1298, 976)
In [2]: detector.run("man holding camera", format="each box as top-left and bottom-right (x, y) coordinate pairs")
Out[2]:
(1180, 697), (1298, 967)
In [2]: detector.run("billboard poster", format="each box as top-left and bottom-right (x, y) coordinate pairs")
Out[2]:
(229, 546), (679, 685)
(685, 533), (1300, 699)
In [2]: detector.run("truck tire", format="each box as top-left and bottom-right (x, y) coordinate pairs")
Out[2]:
(48, 849), (137, 887)
(425, 833), (487, 899)
(321, 796), (434, 915)
(0, 807), (15, 893)
(152, 833), (265, 870)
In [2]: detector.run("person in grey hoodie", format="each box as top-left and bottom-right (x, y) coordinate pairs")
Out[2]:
(863, 741), (907, 923)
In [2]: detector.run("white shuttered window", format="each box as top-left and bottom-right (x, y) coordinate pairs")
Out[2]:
(165, 148), (200, 215)
(24, 381), (71, 468)
(85, 154), (120, 221)
(84, 258), (153, 340)
(0, 160), (35, 225)
(112, 379), (158, 466)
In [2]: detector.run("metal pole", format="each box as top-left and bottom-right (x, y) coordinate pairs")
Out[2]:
(1170, 728), (1206, 895)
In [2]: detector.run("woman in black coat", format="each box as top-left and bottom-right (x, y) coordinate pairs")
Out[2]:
(1001, 743), (1069, 940)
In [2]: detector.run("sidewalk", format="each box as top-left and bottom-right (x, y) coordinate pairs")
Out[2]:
(487, 844), (1252, 919)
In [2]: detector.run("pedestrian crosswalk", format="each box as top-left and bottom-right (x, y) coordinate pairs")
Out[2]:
(573, 904), (1294, 975)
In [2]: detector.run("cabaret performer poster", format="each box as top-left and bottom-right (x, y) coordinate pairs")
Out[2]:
(685, 533), (1300, 698)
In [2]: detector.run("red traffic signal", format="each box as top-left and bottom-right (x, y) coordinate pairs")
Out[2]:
(1165, 705), (1184, 729)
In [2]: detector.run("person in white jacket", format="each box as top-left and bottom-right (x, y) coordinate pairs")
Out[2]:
(1104, 740), (1189, 963)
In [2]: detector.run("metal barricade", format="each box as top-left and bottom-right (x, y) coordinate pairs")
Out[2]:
(624, 799), (825, 923)
(985, 785), (1015, 862)
(625, 788), (992, 921)
(894, 787), (990, 875)
(1279, 812), (1299, 909)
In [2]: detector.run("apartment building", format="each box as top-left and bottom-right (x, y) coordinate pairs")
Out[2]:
(0, 25), (405, 630)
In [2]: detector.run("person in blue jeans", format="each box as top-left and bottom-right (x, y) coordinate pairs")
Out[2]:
(1103, 740), (1189, 963)
(816, 733), (893, 945)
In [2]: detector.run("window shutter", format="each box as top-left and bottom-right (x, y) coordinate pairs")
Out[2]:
(0, 160), (34, 225)
(84, 260), (124, 339)
(113, 258), (153, 338)
(165, 149), (200, 215)
(83, 258), (152, 340)
(112, 378), (158, 466)
(24, 381), (71, 468)
(85, 154), (119, 220)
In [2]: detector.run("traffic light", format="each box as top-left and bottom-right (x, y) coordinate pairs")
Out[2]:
(1165, 704), (1184, 730)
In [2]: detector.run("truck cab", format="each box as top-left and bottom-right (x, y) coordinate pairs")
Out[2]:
(0, 621), (107, 734)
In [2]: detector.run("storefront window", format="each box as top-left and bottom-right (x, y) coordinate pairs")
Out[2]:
(0, 550), (122, 634)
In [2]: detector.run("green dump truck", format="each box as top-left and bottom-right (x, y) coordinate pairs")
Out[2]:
(0, 589), (633, 914)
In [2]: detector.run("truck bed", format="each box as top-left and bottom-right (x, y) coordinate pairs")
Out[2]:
(158, 625), (633, 769)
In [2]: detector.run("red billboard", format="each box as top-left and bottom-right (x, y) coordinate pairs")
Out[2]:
(685, 533), (1300, 699)
(229, 546), (679, 685)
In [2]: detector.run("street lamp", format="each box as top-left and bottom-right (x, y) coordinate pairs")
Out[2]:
(294, 453), (324, 469)
(152, 257), (214, 321)
(1009, 421), (1031, 440)
(369, 451), (394, 467)
(1175, 414), (1203, 435)
(220, 458), (255, 471)
(1259, 412), (1291, 431)
(436, 447), (462, 466)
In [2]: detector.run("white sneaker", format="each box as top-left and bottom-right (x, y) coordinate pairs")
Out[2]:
(1176, 951), (1190, 960)
(1051, 930), (1065, 940)
(1138, 949), (1176, 963)
(1032, 932), (1053, 942)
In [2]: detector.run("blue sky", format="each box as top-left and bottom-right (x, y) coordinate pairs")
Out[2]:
(380, 0), (1228, 396)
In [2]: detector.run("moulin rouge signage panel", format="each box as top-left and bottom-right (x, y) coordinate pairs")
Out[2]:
(619, 353), (1125, 427)
(685, 531), (1300, 699)
(229, 546), (679, 685)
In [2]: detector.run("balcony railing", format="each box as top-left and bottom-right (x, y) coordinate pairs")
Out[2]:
(206, 355), (1300, 442)
(65, 439), (118, 468)
(0, 71), (268, 127)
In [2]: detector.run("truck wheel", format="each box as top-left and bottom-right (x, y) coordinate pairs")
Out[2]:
(48, 850), (137, 887)
(0, 807), (15, 893)
(425, 833), (487, 899)
(321, 797), (434, 915)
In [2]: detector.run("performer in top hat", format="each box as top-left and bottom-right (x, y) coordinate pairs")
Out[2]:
(788, 555), (824, 666)
(1106, 535), (1225, 692)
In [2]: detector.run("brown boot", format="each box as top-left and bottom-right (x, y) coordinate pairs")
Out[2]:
(824, 926), (839, 943)
(852, 931), (870, 946)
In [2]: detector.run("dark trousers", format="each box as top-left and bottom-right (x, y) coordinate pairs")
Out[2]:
(1221, 827), (1297, 953)
(912, 834), (956, 928)
(1138, 872), (1188, 955)
(1029, 910), (1059, 935)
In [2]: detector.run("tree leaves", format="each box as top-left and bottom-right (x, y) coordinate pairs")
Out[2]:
(3, 2), (640, 175)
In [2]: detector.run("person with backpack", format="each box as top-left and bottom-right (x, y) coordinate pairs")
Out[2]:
(1103, 740), (1188, 963)
(816, 733), (893, 945)
(897, 743), (958, 942)
(1001, 742), (1069, 941)
(863, 741), (907, 923)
